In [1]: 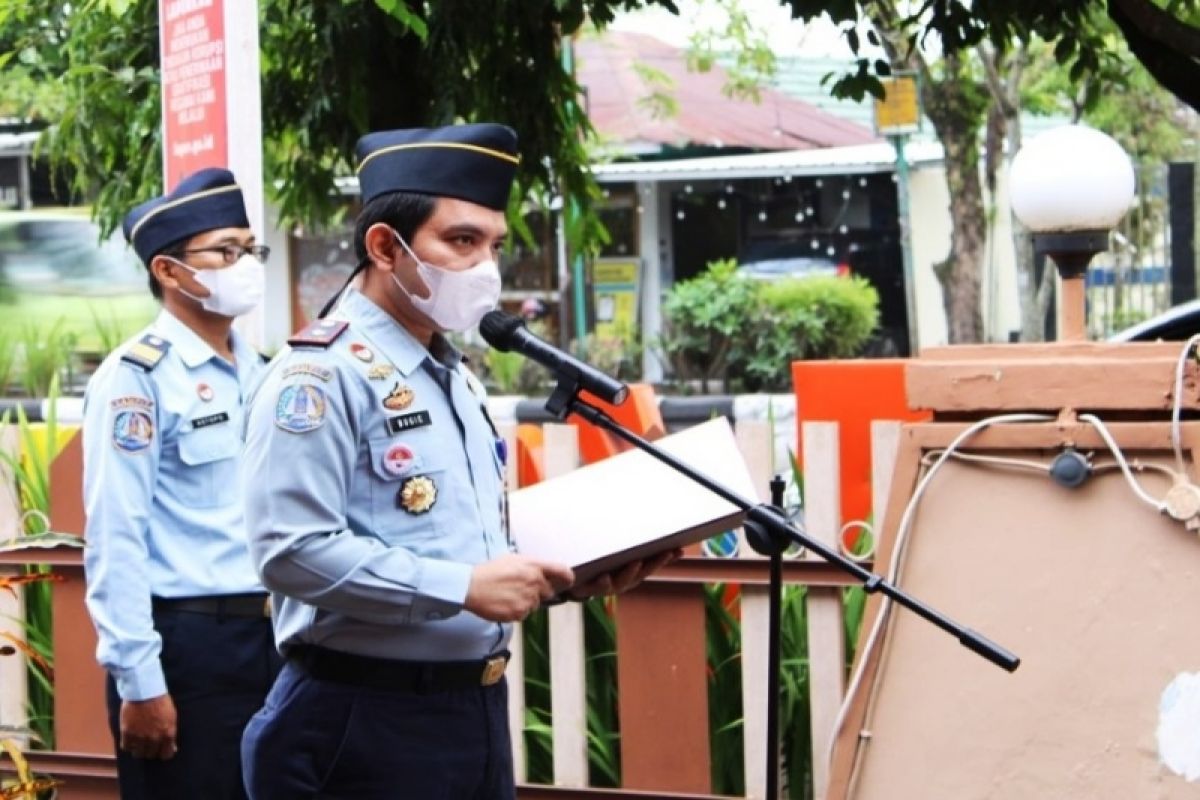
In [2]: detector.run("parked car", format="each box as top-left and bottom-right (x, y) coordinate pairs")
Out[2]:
(1108, 299), (1200, 342)
(736, 239), (849, 281)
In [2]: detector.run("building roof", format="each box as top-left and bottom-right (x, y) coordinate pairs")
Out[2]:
(592, 139), (944, 183)
(575, 31), (876, 154)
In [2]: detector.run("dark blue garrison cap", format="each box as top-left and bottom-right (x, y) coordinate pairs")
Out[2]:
(355, 123), (520, 210)
(122, 167), (251, 264)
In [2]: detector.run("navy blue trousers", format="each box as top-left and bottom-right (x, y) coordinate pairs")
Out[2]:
(106, 609), (281, 800)
(241, 661), (515, 800)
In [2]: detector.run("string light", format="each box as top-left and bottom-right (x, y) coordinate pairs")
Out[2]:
(858, 177), (868, 187)
(839, 224), (848, 234)
(725, 184), (734, 194)
(842, 189), (851, 199)
(826, 246), (836, 256)
(684, 184), (694, 193)
(758, 210), (767, 222)
(810, 239), (820, 250)
(676, 210), (686, 220)
(794, 211), (804, 222)
(717, 198), (727, 210)
(816, 178), (824, 187)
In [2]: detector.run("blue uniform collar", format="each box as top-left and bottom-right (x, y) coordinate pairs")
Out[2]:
(337, 289), (457, 377)
(152, 308), (257, 369)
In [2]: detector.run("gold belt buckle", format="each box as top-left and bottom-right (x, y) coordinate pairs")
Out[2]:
(480, 655), (507, 686)
(263, 596), (272, 618)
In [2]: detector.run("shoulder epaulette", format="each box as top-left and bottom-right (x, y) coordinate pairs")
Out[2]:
(120, 333), (171, 372)
(288, 318), (349, 348)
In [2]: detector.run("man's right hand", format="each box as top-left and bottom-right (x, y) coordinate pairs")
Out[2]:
(120, 693), (178, 760)
(465, 554), (575, 622)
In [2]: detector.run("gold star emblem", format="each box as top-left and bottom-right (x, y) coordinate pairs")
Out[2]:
(399, 476), (437, 514)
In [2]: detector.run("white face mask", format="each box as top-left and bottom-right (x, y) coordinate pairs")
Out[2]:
(169, 254), (265, 318)
(391, 231), (501, 332)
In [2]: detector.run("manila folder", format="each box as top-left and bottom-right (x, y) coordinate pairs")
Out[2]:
(509, 416), (758, 584)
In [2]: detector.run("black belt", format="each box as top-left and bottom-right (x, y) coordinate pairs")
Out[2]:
(288, 644), (509, 693)
(152, 593), (272, 618)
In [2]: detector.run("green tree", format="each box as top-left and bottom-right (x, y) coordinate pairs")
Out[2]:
(0, 0), (685, 250)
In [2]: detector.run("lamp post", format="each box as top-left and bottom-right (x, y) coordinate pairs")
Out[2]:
(1009, 125), (1136, 341)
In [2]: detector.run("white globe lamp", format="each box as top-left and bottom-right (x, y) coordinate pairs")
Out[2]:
(1009, 125), (1135, 340)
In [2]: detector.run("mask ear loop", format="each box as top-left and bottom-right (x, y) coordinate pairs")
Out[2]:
(316, 260), (368, 320)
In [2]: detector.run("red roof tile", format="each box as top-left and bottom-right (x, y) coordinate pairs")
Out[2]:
(575, 31), (877, 152)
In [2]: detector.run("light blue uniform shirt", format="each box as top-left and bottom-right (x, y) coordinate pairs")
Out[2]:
(82, 309), (264, 701)
(242, 289), (511, 662)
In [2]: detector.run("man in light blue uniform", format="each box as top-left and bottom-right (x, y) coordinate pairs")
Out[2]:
(240, 124), (671, 799)
(82, 168), (281, 800)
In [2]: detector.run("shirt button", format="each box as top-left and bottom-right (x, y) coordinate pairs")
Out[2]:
(426, 610), (443, 621)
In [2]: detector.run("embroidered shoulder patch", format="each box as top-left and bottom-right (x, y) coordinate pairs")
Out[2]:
(112, 408), (154, 453)
(282, 362), (333, 382)
(275, 383), (328, 433)
(288, 319), (348, 349)
(120, 334), (171, 371)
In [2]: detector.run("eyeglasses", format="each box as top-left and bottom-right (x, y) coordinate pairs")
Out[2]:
(182, 243), (271, 265)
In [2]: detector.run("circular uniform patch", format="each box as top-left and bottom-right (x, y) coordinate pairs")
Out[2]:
(197, 383), (214, 402)
(275, 383), (328, 434)
(113, 410), (154, 453)
(382, 443), (417, 477)
(350, 343), (374, 363)
(398, 475), (437, 514)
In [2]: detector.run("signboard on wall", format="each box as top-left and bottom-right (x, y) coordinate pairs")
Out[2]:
(159, 0), (228, 189)
(592, 258), (640, 339)
(874, 74), (920, 136)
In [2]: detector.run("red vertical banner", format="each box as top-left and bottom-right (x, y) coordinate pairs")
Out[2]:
(159, 0), (229, 190)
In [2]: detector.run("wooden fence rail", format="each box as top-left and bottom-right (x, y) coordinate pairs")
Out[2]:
(1, 416), (902, 799)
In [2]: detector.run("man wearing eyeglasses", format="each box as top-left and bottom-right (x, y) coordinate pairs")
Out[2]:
(81, 167), (281, 800)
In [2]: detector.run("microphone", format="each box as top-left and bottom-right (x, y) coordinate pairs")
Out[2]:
(480, 310), (630, 406)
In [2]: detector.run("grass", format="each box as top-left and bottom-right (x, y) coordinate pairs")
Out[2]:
(0, 291), (156, 353)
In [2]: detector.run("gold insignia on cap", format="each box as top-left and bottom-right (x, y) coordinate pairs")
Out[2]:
(382, 382), (415, 411)
(399, 475), (437, 514)
(367, 364), (395, 381)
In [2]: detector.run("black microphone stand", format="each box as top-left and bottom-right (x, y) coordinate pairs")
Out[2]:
(543, 376), (1021, 795)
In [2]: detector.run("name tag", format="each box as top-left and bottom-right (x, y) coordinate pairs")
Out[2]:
(191, 412), (230, 429)
(386, 410), (432, 435)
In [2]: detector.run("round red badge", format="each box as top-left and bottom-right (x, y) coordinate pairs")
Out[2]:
(197, 383), (214, 402)
(382, 443), (417, 477)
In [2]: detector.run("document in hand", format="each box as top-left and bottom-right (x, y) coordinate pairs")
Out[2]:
(509, 416), (759, 584)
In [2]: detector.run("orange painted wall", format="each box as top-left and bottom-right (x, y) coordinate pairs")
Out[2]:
(791, 360), (930, 529)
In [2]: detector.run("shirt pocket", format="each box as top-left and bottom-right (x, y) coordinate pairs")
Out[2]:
(367, 434), (450, 548)
(175, 423), (241, 508)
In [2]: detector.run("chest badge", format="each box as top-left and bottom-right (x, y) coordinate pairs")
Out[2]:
(350, 343), (374, 363)
(382, 443), (417, 477)
(398, 475), (437, 514)
(196, 383), (214, 402)
(382, 382), (415, 411)
(367, 364), (395, 381)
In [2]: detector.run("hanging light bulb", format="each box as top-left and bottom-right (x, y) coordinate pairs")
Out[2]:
(784, 174), (794, 183)
(811, 239), (820, 250)
(758, 210), (767, 222)
(794, 211), (804, 222)
(816, 178), (824, 187)
(826, 246), (836, 256)
(718, 198), (727, 210)
(806, 206), (814, 216)
(842, 189), (851, 199)
(676, 210), (686, 220)
(858, 177), (868, 187)
(839, 224), (848, 234)
(684, 184), (694, 194)
(725, 184), (734, 194)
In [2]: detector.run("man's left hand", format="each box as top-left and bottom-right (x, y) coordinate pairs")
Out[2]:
(567, 548), (682, 600)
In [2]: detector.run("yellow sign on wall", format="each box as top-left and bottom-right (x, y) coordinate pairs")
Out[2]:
(874, 75), (920, 135)
(592, 259), (640, 339)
